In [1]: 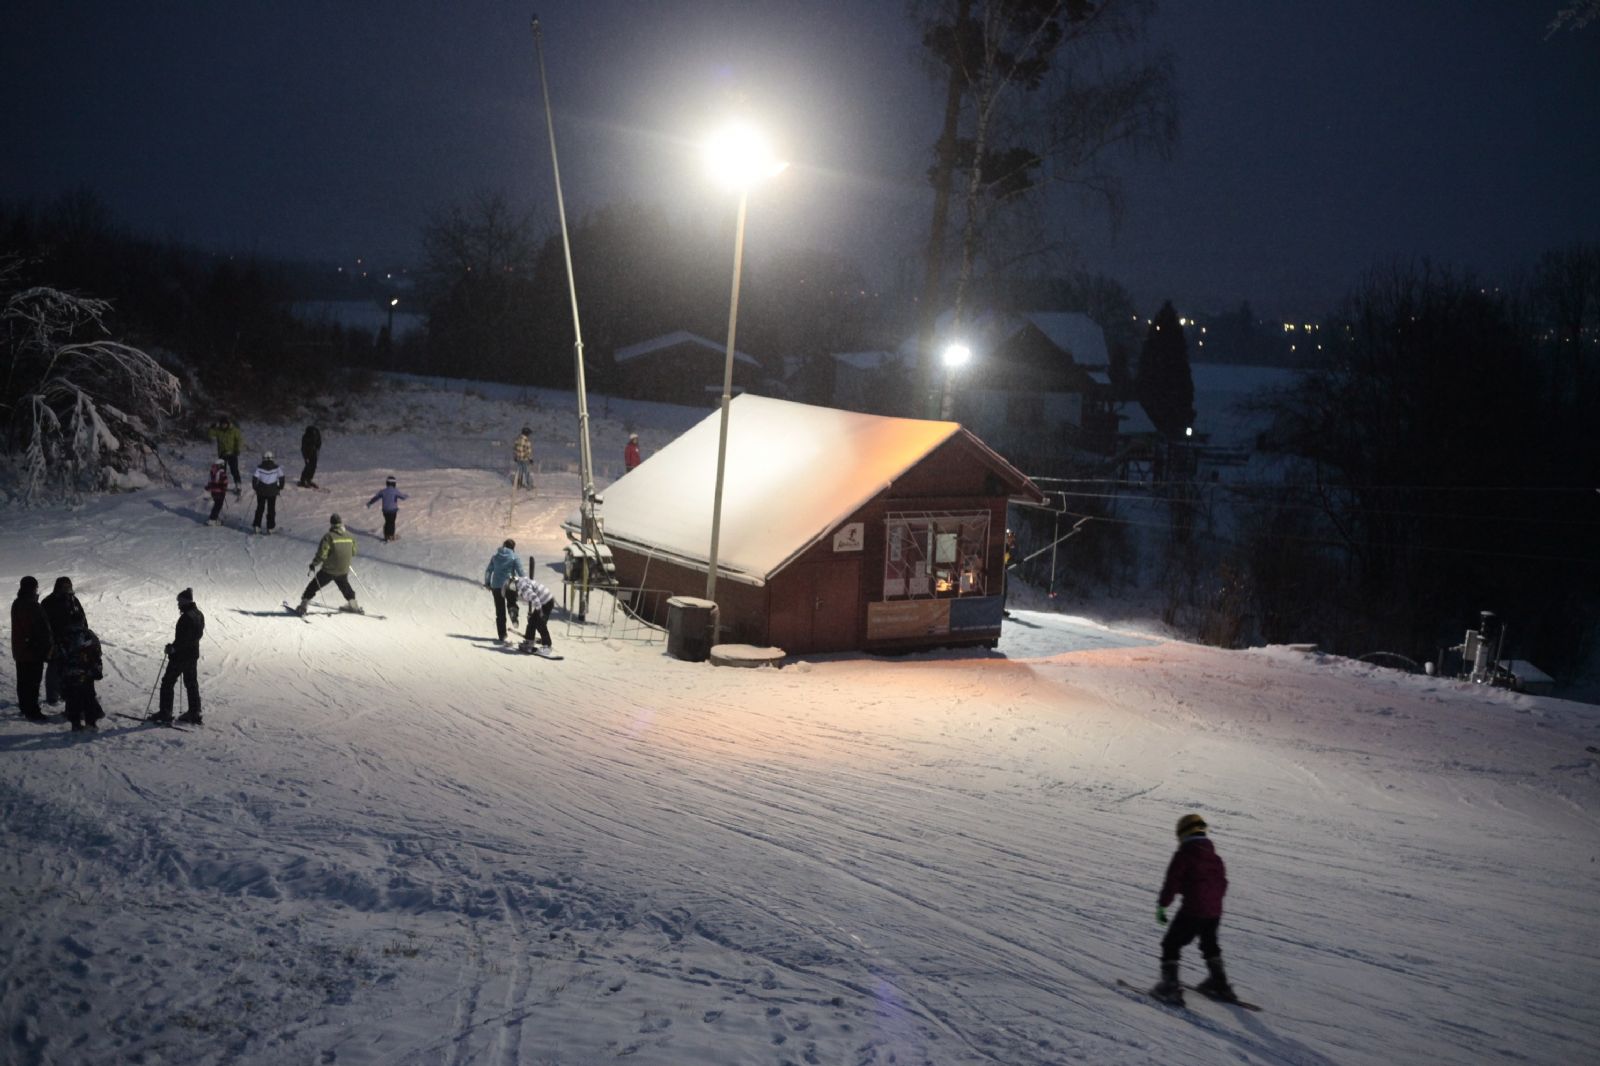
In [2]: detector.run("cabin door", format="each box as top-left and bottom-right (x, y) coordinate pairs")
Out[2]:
(771, 561), (861, 653)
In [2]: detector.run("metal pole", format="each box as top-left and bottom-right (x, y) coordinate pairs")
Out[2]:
(705, 188), (749, 604)
(531, 17), (598, 539)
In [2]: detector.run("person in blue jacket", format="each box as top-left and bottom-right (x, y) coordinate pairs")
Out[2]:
(366, 476), (409, 542)
(483, 538), (526, 643)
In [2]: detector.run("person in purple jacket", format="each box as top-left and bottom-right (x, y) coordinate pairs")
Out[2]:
(1151, 812), (1235, 1005)
(365, 476), (409, 542)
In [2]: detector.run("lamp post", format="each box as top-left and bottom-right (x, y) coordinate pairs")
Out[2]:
(704, 122), (786, 606)
(386, 297), (398, 342)
(939, 342), (970, 420)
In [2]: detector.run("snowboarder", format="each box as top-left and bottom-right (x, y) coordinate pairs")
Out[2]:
(205, 459), (230, 525)
(208, 415), (244, 495)
(483, 538), (526, 643)
(513, 426), (534, 490)
(293, 514), (362, 616)
(365, 475), (409, 542)
(509, 573), (556, 652)
(150, 587), (205, 725)
(624, 432), (641, 473)
(1151, 813), (1235, 1006)
(59, 624), (105, 732)
(251, 450), (286, 534)
(299, 423), (322, 488)
(40, 576), (86, 706)
(10, 576), (52, 721)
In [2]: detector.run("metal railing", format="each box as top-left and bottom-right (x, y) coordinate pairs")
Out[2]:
(557, 584), (670, 644)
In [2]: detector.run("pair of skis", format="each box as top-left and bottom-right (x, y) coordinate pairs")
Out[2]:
(282, 602), (387, 622)
(114, 713), (191, 732)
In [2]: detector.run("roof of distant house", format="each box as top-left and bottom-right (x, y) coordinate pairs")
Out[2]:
(614, 330), (761, 367)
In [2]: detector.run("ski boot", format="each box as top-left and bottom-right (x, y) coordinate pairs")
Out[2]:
(293, 600), (310, 617)
(206, 518), (220, 527)
(1150, 961), (1184, 1006)
(177, 710), (203, 726)
(1195, 955), (1237, 1003)
(147, 711), (174, 725)
(340, 600), (365, 615)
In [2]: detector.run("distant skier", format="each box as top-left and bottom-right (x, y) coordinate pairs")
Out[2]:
(10, 576), (52, 722)
(150, 587), (206, 725)
(1150, 813), (1235, 1006)
(624, 432), (641, 473)
(293, 514), (362, 616)
(208, 415), (244, 495)
(205, 459), (230, 525)
(509, 573), (556, 653)
(251, 450), (286, 534)
(60, 624), (105, 732)
(483, 538), (526, 643)
(299, 423), (322, 488)
(513, 426), (534, 490)
(366, 475), (409, 542)
(40, 576), (86, 706)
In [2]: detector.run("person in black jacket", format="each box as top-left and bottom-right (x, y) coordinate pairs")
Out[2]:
(151, 587), (206, 725)
(40, 576), (86, 705)
(299, 424), (322, 488)
(251, 450), (286, 534)
(10, 576), (52, 721)
(60, 625), (105, 732)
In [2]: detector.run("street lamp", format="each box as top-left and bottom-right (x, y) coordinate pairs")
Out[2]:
(939, 342), (971, 420)
(386, 297), (399, 341)
(704, 121), (787, 607)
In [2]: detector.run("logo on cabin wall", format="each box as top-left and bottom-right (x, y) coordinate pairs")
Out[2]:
(832, 522), (864, 552)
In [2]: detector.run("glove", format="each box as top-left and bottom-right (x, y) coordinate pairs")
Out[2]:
(164, 643), (173, 654)
(1156, 906), (1168, 926)
(309, 564), (317, 575)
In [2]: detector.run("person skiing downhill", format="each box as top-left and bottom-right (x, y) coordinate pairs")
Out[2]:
(150, 587), (206, 725)
(205, 460), (230, 525)
(483, 539), (525, 643)
(1151, 813), (1236, 1006)
(10, 576), (52, 721)
(508, 573), (555, 652)
(293, 514), (362, 616)
(366, 476), (409, 541)
(251, 450), (285, 534)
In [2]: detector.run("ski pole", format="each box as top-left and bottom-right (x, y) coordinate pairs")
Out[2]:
(144, 648), (168, 717)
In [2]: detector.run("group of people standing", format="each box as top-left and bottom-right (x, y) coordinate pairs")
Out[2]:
(483, 539), (555, 652)
(204, 416), (323, 533)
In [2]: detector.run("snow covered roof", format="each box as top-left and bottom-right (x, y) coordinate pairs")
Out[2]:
(1018, 312), (1108, 364)
(831, 349), (903, 371)
(613, 330), (761, 368)
(578, 395), (1034, 585)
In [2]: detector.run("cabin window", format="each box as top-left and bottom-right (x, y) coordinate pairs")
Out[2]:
(881, 511), (991, 598)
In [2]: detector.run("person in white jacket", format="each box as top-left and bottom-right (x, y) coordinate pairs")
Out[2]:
(508, 573), (555, 652)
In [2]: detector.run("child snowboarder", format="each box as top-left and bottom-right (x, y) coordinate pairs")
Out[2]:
(205, 460), (229, 525)
(293, 514), (362, 616)
(365, 476), (409, 542)
(483, 539), (525, 643)
(1151, 813), (1235, 1006)
(508, 573), (556, 653)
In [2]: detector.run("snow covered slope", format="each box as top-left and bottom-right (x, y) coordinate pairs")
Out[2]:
(1, 382), (1596, 1066)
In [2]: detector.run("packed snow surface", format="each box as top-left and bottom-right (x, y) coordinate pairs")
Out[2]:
(2, 380), (1597, 1066)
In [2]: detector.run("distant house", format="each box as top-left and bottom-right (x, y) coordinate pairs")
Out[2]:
(613, 331), (763, 407)
(1118, 363), (1305, 479)
(827, 349), (912, 414)
(573, 395), (1044, 655)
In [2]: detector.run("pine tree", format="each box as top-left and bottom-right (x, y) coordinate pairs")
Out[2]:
(1135, 300), (1194, 438)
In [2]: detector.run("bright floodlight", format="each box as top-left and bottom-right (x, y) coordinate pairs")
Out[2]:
(942, 343), (972, 369)
(704, 122), (788, 190)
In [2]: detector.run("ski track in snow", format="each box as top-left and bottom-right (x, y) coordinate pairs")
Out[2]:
(1, 385), (1598, 1065)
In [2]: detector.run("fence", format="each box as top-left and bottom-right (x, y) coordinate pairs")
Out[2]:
(557, 583), (670, 645)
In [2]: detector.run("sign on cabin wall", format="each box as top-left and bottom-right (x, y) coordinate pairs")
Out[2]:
(833, 523), (864, 552)
(866, 599), (949, 640)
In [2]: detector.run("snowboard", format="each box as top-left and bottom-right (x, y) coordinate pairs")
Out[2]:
(1115, 979), (1262, 1012)
(509, 644), (563, 660)
(1185, 984), (1262, 1011)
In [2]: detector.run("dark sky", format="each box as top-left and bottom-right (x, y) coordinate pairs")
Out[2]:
(4, 1), (1596, 317)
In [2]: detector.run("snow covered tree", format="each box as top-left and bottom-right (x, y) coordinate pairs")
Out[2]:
(2, 260), (181, 502)
(1135, 300), (1194, 438)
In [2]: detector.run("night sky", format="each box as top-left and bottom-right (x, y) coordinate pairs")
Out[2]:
(4, 1), (1596, 317)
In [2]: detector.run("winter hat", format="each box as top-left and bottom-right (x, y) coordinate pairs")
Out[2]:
(263, 450), (275, 460)
(1175, 813), (1208, 839)
(628, 432), (638, 440)
(177, 587), (194, 606)
(386, 476), (397, 485)
(521, 426), (532, 435)
(19, 576), (38, 593)
(330, 513), (343, 526)
(53, 576), (72, 594)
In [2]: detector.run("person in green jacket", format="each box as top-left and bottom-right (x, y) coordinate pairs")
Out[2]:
(208, 415), (244, 495)
(293, 514), (362, 616)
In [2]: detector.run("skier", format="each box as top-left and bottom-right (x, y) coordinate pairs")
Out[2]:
(1151, 813), (1235, 1006)
(59, 624), (105, 732)
(205, 459), (230, 525)
(365, 475), (409, 542)
(508, 573), (556, 653)
(513, 426), (534, 490)
(40, 576), (86, 706)
(150, 587), (205, 725)
(623, 432), (641, 473)
(10, 576), (52, 722)
(299, 423), (322, 488)
(208, 415), (244, 495)
(483, 538), (525, 643)
(293, 514), (362, 616)
(251, 450), (286, 534)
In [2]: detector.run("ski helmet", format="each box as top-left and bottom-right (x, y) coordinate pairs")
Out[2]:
(1175, 813), (1208, 839)
(263, 450), (274, 460)
(330, 513), (342, 526)
(386, 475), (397, 485)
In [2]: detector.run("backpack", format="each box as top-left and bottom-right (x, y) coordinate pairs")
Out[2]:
(65, 628), (104, 684)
